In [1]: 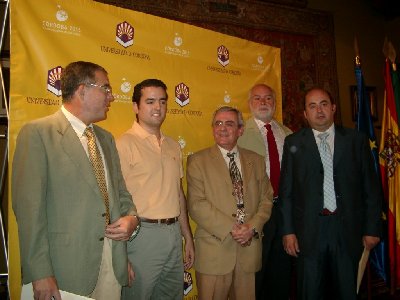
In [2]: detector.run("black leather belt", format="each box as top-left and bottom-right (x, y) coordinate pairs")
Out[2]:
(140, 217), (178, 225)
(319, 208), (337, 216)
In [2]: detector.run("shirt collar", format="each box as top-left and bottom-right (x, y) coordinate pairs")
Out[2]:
(61, 105), (90, 137)
(218, 145), (239, 157)
(132, 121), (165, 142)
(254, 117), (275, 130)
(312, 123), (335, 139)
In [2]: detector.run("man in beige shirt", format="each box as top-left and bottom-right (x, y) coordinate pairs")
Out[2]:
(117, 79), (194, 300)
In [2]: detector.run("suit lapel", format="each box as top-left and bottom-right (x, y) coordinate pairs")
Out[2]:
(238, 147), (253, 196)
(94, 126), (116, 211)
(247, 118), (265, 145)
(333, 126), (346, 167)
(302, 128), (322, 166)
(210, 144), (231, 186)
(56, 111), (102, 198)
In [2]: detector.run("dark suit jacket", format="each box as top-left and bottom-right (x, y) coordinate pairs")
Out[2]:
(279, 126), (382, 260)
(12, 110), (136, 295)
(187, 145), (273, 274)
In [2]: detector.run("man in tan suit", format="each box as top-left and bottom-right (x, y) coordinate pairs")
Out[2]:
(187, 106), (273, 300)
(12, 61), (139, 300)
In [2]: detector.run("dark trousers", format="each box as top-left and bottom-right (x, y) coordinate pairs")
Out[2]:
(296, 214), (358, 300)
(256, 205), (292, 300)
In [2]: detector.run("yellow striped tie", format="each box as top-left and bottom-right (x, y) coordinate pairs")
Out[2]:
(84, 127), (110, 225)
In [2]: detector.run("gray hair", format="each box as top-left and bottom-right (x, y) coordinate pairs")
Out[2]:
(211, 106), (244, 127)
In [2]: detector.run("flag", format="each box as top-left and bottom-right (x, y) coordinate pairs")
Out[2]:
(380, 58), (400, 291)
(355, 58), (388, 282)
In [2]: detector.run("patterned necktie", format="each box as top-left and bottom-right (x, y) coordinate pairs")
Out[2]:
(227, 152), (245, 224)
(84, 127), (110, 225)
(317, 132), (336, 212)
(265, 123), (280, 197)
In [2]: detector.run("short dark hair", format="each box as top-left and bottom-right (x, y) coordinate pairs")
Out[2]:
(303, 87), (335, 109)
(132, 79), (168, 107)
(211, 106), (244, 127)
(61, 61), (107, 103)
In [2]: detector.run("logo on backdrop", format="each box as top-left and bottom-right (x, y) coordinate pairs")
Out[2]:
(251, 54), (270, 71)
(56, 5), (68, 22)
(175, 83), (190, 107)
(224, 91), (231, 103)
(206, 45), (240, 75)
(42, 5), (80, 36)
(116, 21), (134, 48)
(47, 66), (63, 97)
(217, 45), (229, 67)
(164, 33), (190, 58)
(112, 78), (132, 103)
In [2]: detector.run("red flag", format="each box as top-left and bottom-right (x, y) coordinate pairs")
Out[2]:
(380, 59), (400, 291)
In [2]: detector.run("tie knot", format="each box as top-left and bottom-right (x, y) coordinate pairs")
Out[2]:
(227, 152), (235, 161)
(318, 132), (329, 142)
(265, 123), (272, 131)
(84, 127), (95, 139)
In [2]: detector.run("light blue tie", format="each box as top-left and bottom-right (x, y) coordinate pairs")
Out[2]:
(318, 132), (337, 212)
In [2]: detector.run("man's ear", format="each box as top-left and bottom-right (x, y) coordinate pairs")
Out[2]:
(76, 84), (85, 99)
(238, 126), (245, 137)
(133, 102), (139, 114)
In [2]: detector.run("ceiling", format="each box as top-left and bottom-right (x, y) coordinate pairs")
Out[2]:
(369, 0), (400, 20)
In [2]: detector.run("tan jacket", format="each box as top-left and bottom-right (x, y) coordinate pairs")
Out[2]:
(186, 145), (273, 274)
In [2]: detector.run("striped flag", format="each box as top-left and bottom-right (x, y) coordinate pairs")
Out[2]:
(380, 58), (400, 291)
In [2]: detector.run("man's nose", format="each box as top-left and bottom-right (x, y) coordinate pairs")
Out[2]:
(153, 101), (161, 109)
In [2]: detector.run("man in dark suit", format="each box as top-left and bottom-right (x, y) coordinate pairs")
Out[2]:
(12, 61), (139, 300)
(187, 106), (273, 300)
(280, 87), (382, 299)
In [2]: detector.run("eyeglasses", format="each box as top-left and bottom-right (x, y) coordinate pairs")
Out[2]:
(213, 120), (239, 128)
(86, 83), (113, 95)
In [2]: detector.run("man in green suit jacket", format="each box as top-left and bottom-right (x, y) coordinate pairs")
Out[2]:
(12, 61), (139, 300)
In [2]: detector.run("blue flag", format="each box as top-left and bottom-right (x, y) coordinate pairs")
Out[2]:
(355, 64), (388, 282)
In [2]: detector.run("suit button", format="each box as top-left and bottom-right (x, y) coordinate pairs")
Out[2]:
(99, 237), (104, 241)
(102, 213), (106, 217)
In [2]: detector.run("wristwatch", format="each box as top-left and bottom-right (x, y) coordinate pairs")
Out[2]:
(129, 215), (141, 241)
(252, 228), (259, 239)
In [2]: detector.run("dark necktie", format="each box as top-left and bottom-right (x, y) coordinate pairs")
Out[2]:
(227, 152), (245, 224)
(84, 127), (111, 225)
(265, 123), (280, 197)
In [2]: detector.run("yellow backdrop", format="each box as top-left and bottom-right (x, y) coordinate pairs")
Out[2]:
(9, 0), (281, 298)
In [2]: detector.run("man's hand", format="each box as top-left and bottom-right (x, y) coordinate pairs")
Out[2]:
(127, 261), (135, 287)
(231, 223), (253, 246)
(363, 235), (380, 250)
(105, 215), (138, 241)
(183, 238), (195, 270)
(283, 234), (300, 257)
(32, 276), (61, 300)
